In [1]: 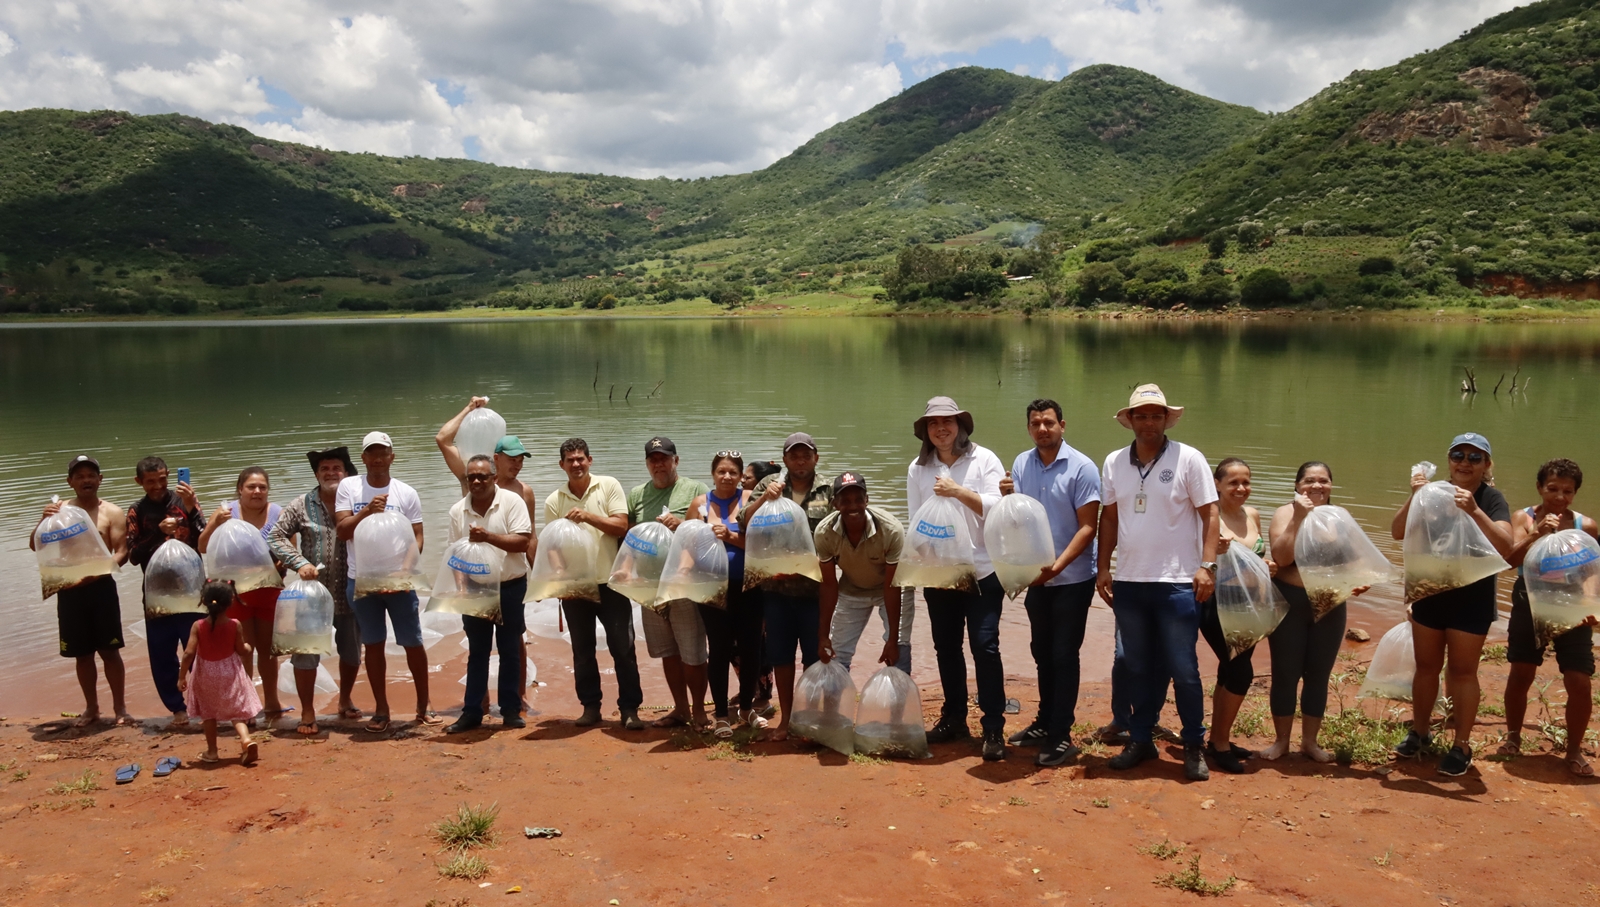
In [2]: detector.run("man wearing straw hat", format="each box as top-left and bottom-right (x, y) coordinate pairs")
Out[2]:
(1096, 384), (1220, 781)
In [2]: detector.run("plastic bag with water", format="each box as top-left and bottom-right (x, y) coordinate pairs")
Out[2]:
(608, 522), (675, 605)
(1294, 505), (1397, 619)
(1215, 540), (1288, 658)
(897, 468), (977, 592)
(139, 539), (205, 616)
(1357, 620), (1416, 701)
(1524, 529), (1600, 646)
(851, 666), (930, 758)
(743, 496), (821, 591)
(35, 502), (118, 598)
(984, 493), (1055, 596)
(277, 662), (337, 697)
(203, 518), (283, 593)
(525, 518), (600, 603)
(426, 538), (505, 620)
(271, 575), (336, 656)
(353, 510), (427, 595)
(790, 659), (858, 755)
(1403, 481), (1510, 603)
(456, 405), (507, 461)
(655, 520), (729, 610)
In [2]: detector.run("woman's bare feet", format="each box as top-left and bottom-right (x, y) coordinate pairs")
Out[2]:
(1259, 737), (1291, 761)
(652, 711), (689, 728)
(1496, 735), (1522, 757)
(761, 723), (791, 742)
(1569, 754), (1594, 777)
(691, 710), (711, 732)
(114, 712), (135, 726)
(1302, 742), (1335, 763)
(169, 711), (190, 730)
(71, 710), (100, 728)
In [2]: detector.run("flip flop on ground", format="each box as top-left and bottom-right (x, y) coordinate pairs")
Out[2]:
(364, 715), (391, 734)
(415, 712), (445, 727)
(340, 706), (363, 720)
(296, 721), (319, 736)
(153, 757), (181, 777)
(1571, 755), (1594, 777)
(115, 763), (140, 784)
(241, 741), (259, 766)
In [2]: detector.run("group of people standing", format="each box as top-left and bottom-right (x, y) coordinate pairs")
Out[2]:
(34, 386), (1593, 780)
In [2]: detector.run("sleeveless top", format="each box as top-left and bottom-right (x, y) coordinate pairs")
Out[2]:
(706, 489), (745, 588)
(1517, 506), (1584, 576)
(196, 616), (238, 661)
(229, 500), (283, 539)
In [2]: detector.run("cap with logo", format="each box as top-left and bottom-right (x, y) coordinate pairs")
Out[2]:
(495, 435), (530, 458)
(784, 432), (818, 453)
(645, 436), (677, 456)
(361, 431), (394, 451)
(67, 455), (101, 476)
(832, 471), (868, 495)
(1449, 432), (1492, 457)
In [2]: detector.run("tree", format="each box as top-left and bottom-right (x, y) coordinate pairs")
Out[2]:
(1239, 267), (1291, 307)
(1075, 262), (1124, 304)
(1206, 231), (1228, 259)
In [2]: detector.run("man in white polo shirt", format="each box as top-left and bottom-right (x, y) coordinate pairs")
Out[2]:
(446, 455), (534, 734)
(1095, 385), (1219, 781)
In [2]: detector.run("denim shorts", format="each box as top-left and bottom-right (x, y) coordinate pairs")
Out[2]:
(347, 578), (423, 648)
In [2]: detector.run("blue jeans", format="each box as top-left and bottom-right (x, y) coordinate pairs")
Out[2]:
(563, 585), (643, 712)
(1112, 581), (1204, 745)
(1022, 580), (1094, 742)
(147, 612), (202, 714)
(461, 577), (528, 722)
(829, 589), (913, 674)
(924, 572), (1006, 736)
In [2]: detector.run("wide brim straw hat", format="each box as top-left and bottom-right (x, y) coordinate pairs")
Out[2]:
(1114, 384), (1185, 430)
(913, 396), (975, 442)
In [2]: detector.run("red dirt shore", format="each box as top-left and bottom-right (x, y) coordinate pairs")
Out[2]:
(4, 658), (1599, 907)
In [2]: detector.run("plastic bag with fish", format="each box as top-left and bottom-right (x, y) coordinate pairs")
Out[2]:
(1402, 481), (1509, 603)
(426, 538), (505, 620)
(983, 493), (1055, 596)
(655, 520), (729, 610)
(34, 502), (118, 599)
(743, 496), (821, 591)
(851, 666), (930, 758)
(1214, 540), (1288, 658)
(1294, 505), (1397, 619)
(790, 659), (858, 755)
(896, 468), (977, 593)
(142, 539), (206, 616)
(456, 405), (507, 461)
(1357, 620), (1416, 701)
(524, 518), (600, 603)
(272, 575), (336, 656)
(608, 522), (675, 606)
(353, 511), (427, 595)
(203, 519), (283, 594)
(1524, 529), (1600, 647)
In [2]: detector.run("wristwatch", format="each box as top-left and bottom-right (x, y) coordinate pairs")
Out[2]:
(1199, 561), (1218, 574)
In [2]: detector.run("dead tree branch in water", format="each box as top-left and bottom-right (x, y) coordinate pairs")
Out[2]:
(1460, 367), (1478, 394)
(1493, 373), (1506, 395)
(1510, 365), (1523, 394)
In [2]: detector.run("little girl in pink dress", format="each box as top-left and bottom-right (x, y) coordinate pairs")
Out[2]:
(179, 580), (262, 765)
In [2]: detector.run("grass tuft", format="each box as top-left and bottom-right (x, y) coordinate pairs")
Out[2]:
(1092, 797), (1111, 809)
(848, 752), (888, 766)
(1480, 644), (1508, 665)
(1005, 796), (1029, 807)
(140, 885), (175, 903)
(48, 769), (100, 795)
(1138, 837), (1186, 860)
(154, 847), (192, 868)
(1155, 854), (1236, 896)
(706, 742), (754, 763)
(437, 851), (491, 880)
(433, 802), (500, 851)
(1372, 846), (1395, 868)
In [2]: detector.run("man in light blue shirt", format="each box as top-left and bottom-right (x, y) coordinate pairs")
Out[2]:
(1000, 398), (1101, 767)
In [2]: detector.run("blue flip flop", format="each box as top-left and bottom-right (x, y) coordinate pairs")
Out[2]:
(153, 757), (180, 778)
(115, 763), (140, 784)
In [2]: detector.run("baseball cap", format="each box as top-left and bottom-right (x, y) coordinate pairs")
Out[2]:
(1449, 432), (1492, 456)
(784, 432), (818, 452)
(494, 435), (530, 458)
(832, 471), (868, 495)
(361, 431), (394, 451)
(645, 436), (677, 456)
(67, 455), (101, 476)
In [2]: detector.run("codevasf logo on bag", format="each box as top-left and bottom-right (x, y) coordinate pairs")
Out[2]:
(39, 522), (88, 545)
(916, 520), (956, 540)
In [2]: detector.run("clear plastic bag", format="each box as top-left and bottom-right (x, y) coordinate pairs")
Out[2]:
(743, 497), (821, 590)
(426, 538), (505, 620)
(608, 522), (676, 605)
(655, 520), (729, 610)
(142, 539), (207, 616)
(1403, 481), (1510, 603)
(277, 662), (336, 697)
(1294, 505), (1398, 619)
(897, 469), (977, 592)
(271, 575), (336, 656)
(984, 493), (1055, 596)
(456, 405), (507, 461)
(353, 511), (427, 595)
(1524, 529), (1600, 646)
(851, 666), (930, 758)
(203, 519), (283, 593)
(34, 502), (118, 598)
(1214, 540), (1288, 658)
(525, 518), (600, 603)
(1357, 620), (1416, 701)
(790, 659), (858, 755)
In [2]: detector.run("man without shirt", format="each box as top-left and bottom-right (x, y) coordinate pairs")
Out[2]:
(815, 472), (911, 675)
(126, 455), (207, 728)
(31, 455), (131, 728)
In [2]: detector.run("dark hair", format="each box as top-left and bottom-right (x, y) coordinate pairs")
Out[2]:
(916, 427), (972, 467)
(235, 466), (269, 493)
(466, 454), (496, 474)
(1213, 457), (1249, 481)
(749, 460), (781, 483)
(200, 579), (235, 624)
(1026, 398), (1063, 423)
(560, 438), (590, 458)
(1537, 457), (1584, 490)
(135, 456), (167, 478)
(1295, 461), (1333, 485)
(713, 452), (744, 474)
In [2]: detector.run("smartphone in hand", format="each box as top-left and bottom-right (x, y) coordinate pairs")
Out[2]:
(176, 466), (191, 486)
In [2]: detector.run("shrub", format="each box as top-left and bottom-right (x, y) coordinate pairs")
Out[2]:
(1238, 267), (1291, 307)
(1357, 256), (1398, 276)
(1075, 262), (1124, 304)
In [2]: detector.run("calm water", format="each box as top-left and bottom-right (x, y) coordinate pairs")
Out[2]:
(4, 316), (1599, 717)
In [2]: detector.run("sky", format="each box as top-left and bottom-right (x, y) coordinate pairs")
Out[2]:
(0, 0), (1530, 178)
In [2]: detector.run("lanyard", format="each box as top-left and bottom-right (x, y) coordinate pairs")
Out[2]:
(1130, 440), (1168, 514)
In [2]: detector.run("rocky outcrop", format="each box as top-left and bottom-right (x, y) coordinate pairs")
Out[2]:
(1356, 68), (1543, 151)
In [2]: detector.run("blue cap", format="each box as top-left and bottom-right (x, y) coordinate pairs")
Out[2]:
(1449, 432), (1492, 456)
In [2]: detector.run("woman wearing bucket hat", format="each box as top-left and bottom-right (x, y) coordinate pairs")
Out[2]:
(907, 396), (1010, 761)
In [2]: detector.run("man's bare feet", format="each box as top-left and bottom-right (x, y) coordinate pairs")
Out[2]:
(169, 711), (190, 730)
(296, 721), (319, 736)
(691, 711), (711, 732)
(761, 725), (791, 743)
(339, 705), (362, 720)
(114, 712), (135, 727)
(652, 712), (689, 728)
(1302, 742), (1335, 763)
(71, 710), (100, 728)
(1259, 738), (1290, 761)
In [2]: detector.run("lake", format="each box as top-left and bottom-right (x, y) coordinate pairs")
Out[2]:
(4, 316), (1598, 718)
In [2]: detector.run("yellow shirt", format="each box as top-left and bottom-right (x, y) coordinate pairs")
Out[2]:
(543, 475), (628, 585)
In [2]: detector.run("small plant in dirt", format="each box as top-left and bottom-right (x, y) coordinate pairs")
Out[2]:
(1478, 701), (1505, 717)
(1232, 698), (1270, 738)
(1480, 644), (1508, 664)
(48, 769), (100, 795)
(154, 847), (192, 867)
(433, 802), (500, 851)
(848, 752), (887, 766)
(438, 851), (491, 880)
(140, 885), (175, 903)
(1155, 853), (1236, 896)
(707, 742), (753, 763)
(1371, 846), (1395, 867)
(1006, 796), (1029, 807)
(1139, 838), (1186, 860)
(1092, 797), (1111, 808)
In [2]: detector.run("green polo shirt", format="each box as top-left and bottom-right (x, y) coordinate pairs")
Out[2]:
(814, 505), (904, 597)
(626, 477), (708, 526)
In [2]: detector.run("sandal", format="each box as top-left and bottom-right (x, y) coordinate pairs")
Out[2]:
(198, 751), (219, 764)
(364, 716), (391, 734)
(416, 712), (445, 727)
(1495, 738), (1521, 757)
(652, 713), (688, 729)
(115, 763), (141, 784)
(241, 741), (259, 766)
(296, 721), (320, 736)
(1571, 756), (1595, 777)
(340, 706), (363, 720)
(714, 718), (733, 739)
(153, 757), (181, 777)
(740, 710), (769, 730)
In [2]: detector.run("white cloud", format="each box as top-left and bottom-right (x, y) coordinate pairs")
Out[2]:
(114, 51), (269, 116)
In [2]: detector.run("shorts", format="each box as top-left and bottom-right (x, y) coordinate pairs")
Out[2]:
(641, 599), (708, 665)
(763, 589), (820, 667)
(1507, 577), (1595, 675)
(289, 612), (363, 671)
(57, 574), (125, 658)
(1409, 574), (1498, 637)
(348, 579), (423, 648)
(228, 586), (280, 623)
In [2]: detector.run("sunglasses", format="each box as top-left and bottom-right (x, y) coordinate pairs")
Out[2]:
(1448, 449), (1486, 464)
(467, 473), (496, 482)
(716, 450), (742, 459)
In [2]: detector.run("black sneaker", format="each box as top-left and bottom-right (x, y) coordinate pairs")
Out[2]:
(925, 717), (973, 744)
(445, 717), (482, 735)
(1106, 741), (1159, 770)
(1036, 740), (1081, 767)
(1007, 722), (1050, 747)
(1205, 742), (1245, 775)
(1184, 744), (1211, 781)
(982, 731), (1006, 761)
(1394, 729), (1431, 759)
(1437, 745), (1473, 777)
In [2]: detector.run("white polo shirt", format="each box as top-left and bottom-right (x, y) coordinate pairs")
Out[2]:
(449, 487), (533, 581)
(1100, 439), (1217, 583)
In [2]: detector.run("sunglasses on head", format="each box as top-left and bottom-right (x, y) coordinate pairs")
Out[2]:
(716, 449), (742, 459)
(1448, 449), (1486, 464)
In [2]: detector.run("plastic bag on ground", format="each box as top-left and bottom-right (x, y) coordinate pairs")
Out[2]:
(984, 493), (1055, 596)
(203, 518), (283, 594)
(1403, 481), (1510, 603)
(425, 538), (505, 620)
(525, 518), (600, 602)
(142, 539), (207, 616)
(35, 502), (118, 599)
(897, 469), (977, 592)
(790, 659), (859, 755)
(1524, 529), (1600, 646)
(353, 511), (427, 595)
(1357, 620), (1416, 700)
(609, 523), (675, 605)
(456, 406), (507, 461)
(277, 662), (337, 698)
(743, 497), (821, 591)
(655, 520), (729, 610)
(851, 666), (930, 758)
(271, 575), (336, 656)
(1215, 540), (1289, 658)
(1294, 505), (1398, 619)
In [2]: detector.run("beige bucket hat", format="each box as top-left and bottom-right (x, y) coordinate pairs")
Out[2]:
(913, 396), (975, 441)
(1114, 383), (1185, 430)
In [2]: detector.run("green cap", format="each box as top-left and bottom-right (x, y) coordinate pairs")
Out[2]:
(494, 435), (530, 458)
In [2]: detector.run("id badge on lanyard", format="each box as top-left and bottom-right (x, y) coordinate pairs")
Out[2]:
(1134, 492), (1147, 514)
